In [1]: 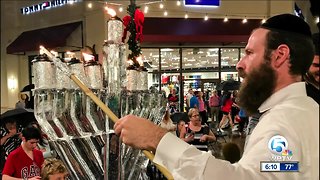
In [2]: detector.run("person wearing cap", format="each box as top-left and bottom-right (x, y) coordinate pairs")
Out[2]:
(114, 14), (319, 179)
(304, 33), (319, 104)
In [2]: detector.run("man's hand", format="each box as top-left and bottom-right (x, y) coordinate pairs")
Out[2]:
(114, 115), (167, 152)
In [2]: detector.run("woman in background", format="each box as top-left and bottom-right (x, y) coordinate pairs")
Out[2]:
(180, 108), (215, 151)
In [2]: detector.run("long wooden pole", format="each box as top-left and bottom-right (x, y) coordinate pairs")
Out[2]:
(40, 46), (174, 180)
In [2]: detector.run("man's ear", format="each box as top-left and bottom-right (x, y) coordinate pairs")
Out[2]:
(273, 44), (290, 68)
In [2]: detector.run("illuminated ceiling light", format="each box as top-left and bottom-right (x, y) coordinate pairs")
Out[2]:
(177, 0), (181, 6)
(185, 13), (188, 19)
(242, 18), (247, 23)
(119, 7), (123, 12)
(261, 18), (266, 24)
(204, 14), (209, 21)
(164, 11), (168, 16)
(87, 2), (92, 8)
(316, 17), (319, 23)
(144, 6), (149, 13)
(160, 3), (164, 9)
(223, 16), (228, 22)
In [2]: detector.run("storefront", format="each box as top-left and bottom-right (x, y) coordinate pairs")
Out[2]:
(142, 47), (243, 111)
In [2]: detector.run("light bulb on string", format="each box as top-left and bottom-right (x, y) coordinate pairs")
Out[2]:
(119, 7), (123, 12)
(87, 2), (92, 8)
(261, 18), (266, 24)
(177, 0), (181, 6)
(204, 14), (209, 21)
(164, 11), (168, 16)
(223, 16), (228, 22)
(185, 13), (188, 19)
(160, 3), (164, 9)
(242, 17), (247, 23)
(144, 6), (149, 13)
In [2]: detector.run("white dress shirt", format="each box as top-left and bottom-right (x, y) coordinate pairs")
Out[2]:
(154, 82), (319, 180)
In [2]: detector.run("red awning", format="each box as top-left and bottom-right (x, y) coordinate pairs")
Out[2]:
(6, 21), (82, 54)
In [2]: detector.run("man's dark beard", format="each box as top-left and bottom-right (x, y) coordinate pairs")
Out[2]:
(237, 62), (276, 116)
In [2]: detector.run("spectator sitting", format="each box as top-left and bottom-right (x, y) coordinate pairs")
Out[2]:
(2, 125), (44, 180)
(176, 120), (186, 137)
(0, 119), (23, 160)
(41, 158), (68, 180)
(180, 108), (216, 151)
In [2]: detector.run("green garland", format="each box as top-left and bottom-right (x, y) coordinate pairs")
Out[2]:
(127, 3), (141, 67)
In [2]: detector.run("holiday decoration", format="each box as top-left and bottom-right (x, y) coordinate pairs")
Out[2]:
(122, 0), (145, 68)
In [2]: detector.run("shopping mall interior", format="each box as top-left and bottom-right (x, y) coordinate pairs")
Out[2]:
(1, 0), (319, 179)
(1, 0), (318, 112)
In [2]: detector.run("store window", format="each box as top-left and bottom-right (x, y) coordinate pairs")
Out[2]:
(141, 48), (160, 88)
(160, 48), (181, 111)
(221, 48), (239, 81)
(182, 48), (219, 70)
(140, 47), (244, 112)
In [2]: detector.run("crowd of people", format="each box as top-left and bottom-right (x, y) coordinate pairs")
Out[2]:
(1, 93), (67, 179)
(114, 13), (319, 179)
(1, 124), (68, 180)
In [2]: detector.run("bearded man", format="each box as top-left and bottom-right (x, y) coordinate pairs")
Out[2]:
(114, 14), (319, 180)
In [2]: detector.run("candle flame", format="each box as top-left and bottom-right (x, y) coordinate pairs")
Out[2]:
(105, 6), (116, 17)
(39, 46), (45, 55)
(137, 56), (143, 66)
(82, 52), (95, 61)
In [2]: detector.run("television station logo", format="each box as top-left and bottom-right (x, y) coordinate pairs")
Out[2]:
(268, 135), (293, 161)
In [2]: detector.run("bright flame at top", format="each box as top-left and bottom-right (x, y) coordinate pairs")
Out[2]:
(105, 6), (116, 17)
(39, 46), (45, 55)
(66, 51), (75, 57)
(137, 56), (143, 66)
(82, 52), (95, 61)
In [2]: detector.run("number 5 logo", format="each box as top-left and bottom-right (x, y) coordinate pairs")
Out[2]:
(268, 135), (288, 155)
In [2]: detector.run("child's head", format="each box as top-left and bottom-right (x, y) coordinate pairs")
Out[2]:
(177, 120), (186, 131)
(222, 143), (241, 164)
(41, 158), (68, 180)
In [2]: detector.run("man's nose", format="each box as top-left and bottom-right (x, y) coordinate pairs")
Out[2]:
(236, 57), (245, 72)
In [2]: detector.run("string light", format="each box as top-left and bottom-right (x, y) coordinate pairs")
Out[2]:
(87, 2), (92, 8)
(144, 6), (149, 13)
(316, 17), (319, 24)
(242, 17), (247, 23)
(223, 16), (228, 22)
(94, 1), (268, 23)
(204, 14), (208, 21)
